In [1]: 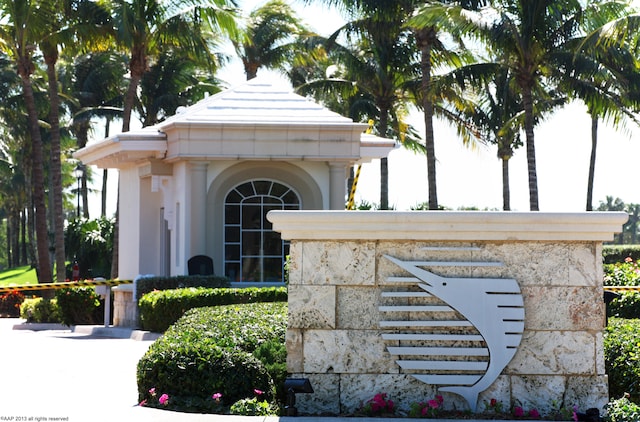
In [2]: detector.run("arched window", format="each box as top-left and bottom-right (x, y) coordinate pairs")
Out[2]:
(224, 180), (300, 282)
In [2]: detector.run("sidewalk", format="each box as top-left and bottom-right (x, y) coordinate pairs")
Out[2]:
(0, 318), (537, 422)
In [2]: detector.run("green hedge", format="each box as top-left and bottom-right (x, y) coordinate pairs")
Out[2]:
(20, 298), (61, 323)
(135, 275), (230, 299)
(603, 245), (640, 264)
(138, 286), (287, 332)
(137, 302), (287, 413)
(55, 287), (103, 326)
(605, 318), (640, 402)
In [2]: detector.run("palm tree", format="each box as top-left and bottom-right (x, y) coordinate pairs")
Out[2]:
(300, 2), (419, 209)
(485, 1), (586, 211)
(460, 66), (523, 210)
(391, 0), (482, 211)
(109, 0), (238, 132)
(61, 51), (127, 217)
(415, 0), (618, 211)
(0, 0), (54, 282)
(233, 0), (308, 80)
(560, 1), (640, 210)
(138, 48), (224, 127)
(107, 0), (238, 278)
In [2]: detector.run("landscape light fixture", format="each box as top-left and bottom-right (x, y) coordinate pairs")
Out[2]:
(284, 378), (313, 416)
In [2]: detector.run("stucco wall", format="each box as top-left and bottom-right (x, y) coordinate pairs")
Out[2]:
(269, 211), (628, 417)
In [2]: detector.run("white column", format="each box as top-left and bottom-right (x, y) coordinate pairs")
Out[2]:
(188, 162), (208, 257)
(329, 162), (347, 210)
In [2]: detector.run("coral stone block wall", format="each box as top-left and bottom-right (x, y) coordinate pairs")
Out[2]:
(268, 211), (628, 417)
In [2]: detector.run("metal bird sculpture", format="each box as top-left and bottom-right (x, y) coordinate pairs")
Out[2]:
(381, 251), (525, 412)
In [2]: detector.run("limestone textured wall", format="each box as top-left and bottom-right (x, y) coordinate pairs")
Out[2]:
(269, 211), (628, 417)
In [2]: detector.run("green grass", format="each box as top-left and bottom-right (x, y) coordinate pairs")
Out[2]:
(0, 265), (37, 287)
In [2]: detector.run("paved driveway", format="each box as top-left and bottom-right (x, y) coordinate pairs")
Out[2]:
(0, 318), (153, 420)
(0, 318), (235, 421)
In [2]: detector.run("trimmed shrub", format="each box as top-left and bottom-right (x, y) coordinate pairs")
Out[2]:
(603, 245), (640, 264)
(608, 292), (640, 319)
(138, 286), (287, 332)
(135, 275), (230, 299)
(604, 259), (640, 287)
(137, 302), (287, 413)
(0, 290), (24, 317)
(605, 395), (640, 422)
(604, 318), (640, 402)
(253, 340), (288, 404)
(55, 287), (102, 325)
(20, 298), (61, 323)
(604, 258), (640, 318)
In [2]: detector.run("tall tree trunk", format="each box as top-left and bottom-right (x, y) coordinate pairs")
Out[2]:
(6, 215), (11, 268)
(44, 50), (67, 282)
(501, 158), (511, 211)
(19, 210), (25, 266)
(586, 115), (598, 211)
(81, 174), (89, 219)
(498, 143), (512, 211)
(416, 27), (438, 210)
(18, 63), (53, 283)
(121, 69), (143, 132)
(101, 170), (108, 217)
(521, 84), (539, 211)
(378, 106), (390, 210)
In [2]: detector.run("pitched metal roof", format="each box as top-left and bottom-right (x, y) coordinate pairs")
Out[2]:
(74, 77), (395, 168)
(159, 77), (356, 125)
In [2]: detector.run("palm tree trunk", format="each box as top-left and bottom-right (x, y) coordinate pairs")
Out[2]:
(19, 210), (25, 266)
(501, 157), (511, 211)
(379, 106), (390, 210)
(521, 84), (539, 211)
(19, 71), (53, 283)
(416, 27), (438, 210)
(44, 52), (67, 282)
(102, 170), (108, 217)
(586, 115), (598, 211)
(6, 217), (11, 268)
(81, 174), (90, 219)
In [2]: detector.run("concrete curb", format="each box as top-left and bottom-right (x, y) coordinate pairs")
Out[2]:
(72, 324), (162, 341)
(11, 320), (162, 341)
(12, 322), (68, 331)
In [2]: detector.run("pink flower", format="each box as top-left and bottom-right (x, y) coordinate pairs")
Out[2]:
(572, 411), (579, 421)
(148, 387), (156, 396)
(529, 408), (540, 418)
(212, 392), (222, 401)
(625, 257), (633, 263)
(428, 399), (440, 409)
(159, 394), (169, 405)
(490, 398), (497, 407)
(254, 389), (263, 396)
(138, 399), (147, 407)
(513, 406), (524, 417)
(373, 393), (386, 404)
(436, 395), (444, 404)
